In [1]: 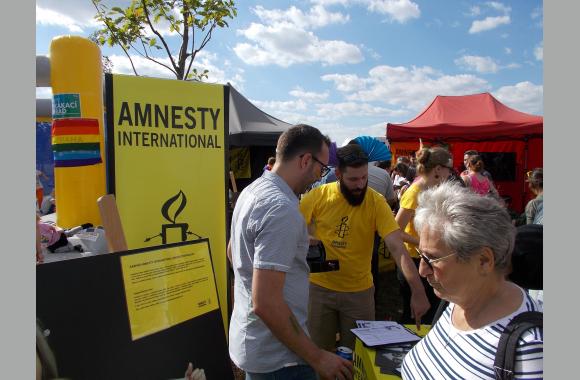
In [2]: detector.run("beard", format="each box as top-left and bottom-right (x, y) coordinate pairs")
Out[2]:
(339, 179), (367, 206)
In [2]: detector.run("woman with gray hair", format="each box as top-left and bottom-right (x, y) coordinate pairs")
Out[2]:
(401, 182), (543, 379)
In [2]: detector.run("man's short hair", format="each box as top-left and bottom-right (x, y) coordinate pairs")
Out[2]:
(464, 149), (478, 156)
(337, 144), (368, 171)
(377, 160), (391, 170)
(276, 124), (330, 162)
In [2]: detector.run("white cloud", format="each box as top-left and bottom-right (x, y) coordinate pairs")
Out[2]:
(534, 42), (543, 61)
(253, 5), (349, 29)
(469, 15), (510, 33)
(504, 47), (512, 54)
(486, 2), (511, 14)
(36, 5), (86, 33)
(234, 22), (363, 67)
(252, 99), (309, 113)
(311, 0), (350, 7)
(531, 5), (543, 27)
(366, 0), (421, 23)
(36, 0), (97, 27)
(455, 55), (499, 74)
(503, 63), (521, 70)
(324, 64), (491, 112)
(316, 102), (405, 119)
(312, 0), (421, 24)
(107, 50), (244, 86)
(289, 87), (329, 102)
(361, 44), (381, 60)
(321, 73), (368, 92)
(247, 99), (313, 130)
(319, 122), (391, 146)
(494, 81), (543, 115)
(467, 6), (481, 17)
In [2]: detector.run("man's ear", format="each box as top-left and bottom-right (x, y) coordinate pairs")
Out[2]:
(335, 167), (341, 181)
(299, 152), (311, 170)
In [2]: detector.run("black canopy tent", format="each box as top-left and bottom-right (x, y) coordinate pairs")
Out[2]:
(226, 84), (292, 190)
(228, 83), (292, 146)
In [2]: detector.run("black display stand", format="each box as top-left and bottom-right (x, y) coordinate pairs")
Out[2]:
(36, 239), (233, 380)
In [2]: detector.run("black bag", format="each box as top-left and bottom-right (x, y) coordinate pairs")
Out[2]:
(493, 311), (543, 380)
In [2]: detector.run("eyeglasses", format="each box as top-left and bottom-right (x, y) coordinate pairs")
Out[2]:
(338, 151), (369, 165)
(300, 153), (332, 178)
(312, 155), (331, 177)
(415, 247), (457, 270)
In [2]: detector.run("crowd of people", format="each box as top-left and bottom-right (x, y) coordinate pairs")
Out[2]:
(229, 124), (543, 380)
(36, 123), (543, 379)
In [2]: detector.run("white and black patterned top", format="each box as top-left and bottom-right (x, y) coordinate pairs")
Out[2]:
(402, 287), (543, 379)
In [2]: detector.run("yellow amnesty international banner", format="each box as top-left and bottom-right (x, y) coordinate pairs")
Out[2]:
(105, 74), (229, 335)
(120, 240), (219, 341)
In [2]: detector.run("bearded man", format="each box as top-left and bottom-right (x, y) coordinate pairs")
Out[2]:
(299, 144), (430, 351)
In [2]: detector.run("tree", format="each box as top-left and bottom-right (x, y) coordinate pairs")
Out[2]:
(89, 32), (114, 74)
(91, 0), (237, 81)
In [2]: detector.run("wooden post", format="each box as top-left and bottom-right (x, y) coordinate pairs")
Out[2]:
(97, 194), (128, 253)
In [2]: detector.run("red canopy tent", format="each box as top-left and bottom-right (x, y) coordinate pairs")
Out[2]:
(386, 93), (543, 212)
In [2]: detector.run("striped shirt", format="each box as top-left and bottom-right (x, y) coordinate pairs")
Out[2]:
(402, 287), (543, 379)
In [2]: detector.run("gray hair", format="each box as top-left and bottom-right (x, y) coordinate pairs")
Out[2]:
(414, 182), (515, 271)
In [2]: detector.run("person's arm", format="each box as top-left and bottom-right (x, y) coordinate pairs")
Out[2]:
(226, 240), (232, 266)
(306, 223), (321, 245)
(514, 330), (543, 378)
(384, 176), (398, 209)
(525, 200), (535, 225)
(461, 174), (471, 187)
(252, 268), (353, 380)
(395, 208), (419, 246)
(383, 231), (430, 328)
(487, 178), (499, 197)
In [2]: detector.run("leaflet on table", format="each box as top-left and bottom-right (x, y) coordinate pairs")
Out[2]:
(356, 320), (399, 328)
(351, 322), (421, 347)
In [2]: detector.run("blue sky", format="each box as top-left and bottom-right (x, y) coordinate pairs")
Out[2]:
(36, 0), (543, 144)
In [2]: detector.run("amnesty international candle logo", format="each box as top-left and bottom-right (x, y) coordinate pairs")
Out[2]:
(144, 190), (203, 245)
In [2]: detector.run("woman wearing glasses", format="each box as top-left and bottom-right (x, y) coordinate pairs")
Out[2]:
(401, 182), (543, 379)
(394, 146), (453, 325)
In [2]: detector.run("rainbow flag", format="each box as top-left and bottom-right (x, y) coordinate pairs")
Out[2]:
(52, 118), (102, 167)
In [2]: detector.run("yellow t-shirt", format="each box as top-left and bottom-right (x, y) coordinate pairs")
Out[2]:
(300, 182), (399, 292)
(399, 182), (422, 258)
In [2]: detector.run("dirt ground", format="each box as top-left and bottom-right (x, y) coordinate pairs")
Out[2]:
(230, 269), (402, 379)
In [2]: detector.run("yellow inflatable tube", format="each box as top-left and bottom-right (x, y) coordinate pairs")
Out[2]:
(50, 36), (106, 228)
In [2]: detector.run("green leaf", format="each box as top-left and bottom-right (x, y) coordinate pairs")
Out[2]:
(149, 38), (156, 46)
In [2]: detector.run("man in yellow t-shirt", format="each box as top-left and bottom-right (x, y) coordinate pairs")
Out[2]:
(300, 144), (430, 351)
